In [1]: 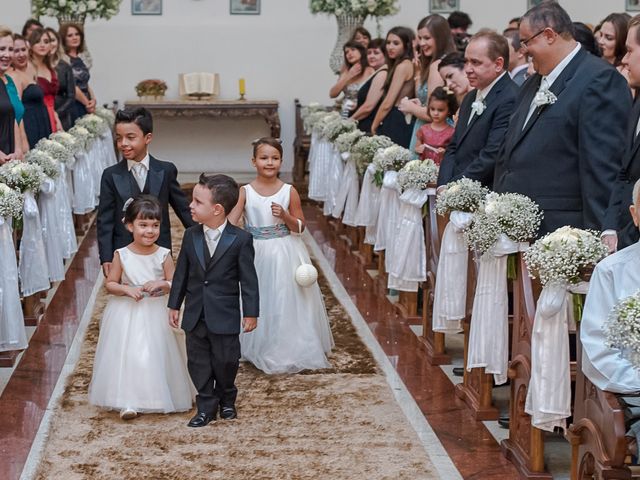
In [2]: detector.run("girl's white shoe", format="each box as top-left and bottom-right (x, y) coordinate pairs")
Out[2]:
(119, 408), (137, 420)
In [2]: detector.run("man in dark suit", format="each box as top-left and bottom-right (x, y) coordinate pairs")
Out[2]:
(503, 28), (530, 86)
(493, 1), (632, 236)
(97, 107), (194, 276)
(602, 15), (640, 251)
(437, 29), (518, 189)
(169, 174), (259, 428)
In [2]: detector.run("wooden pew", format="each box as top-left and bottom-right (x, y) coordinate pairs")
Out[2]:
(567, 334), (632, 479)
(293, 98), (311, 189)
(420, 189), (452, 365)
(500, 252), (552, 478)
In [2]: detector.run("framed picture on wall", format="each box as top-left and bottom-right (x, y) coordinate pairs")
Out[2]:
(132, 0), (162, 15)
(628, 0), (640, 12)
(230, 0), (260, 15)
(429, 0), (459, 13)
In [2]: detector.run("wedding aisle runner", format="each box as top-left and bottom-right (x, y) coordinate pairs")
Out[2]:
(32, 214), (437, 479)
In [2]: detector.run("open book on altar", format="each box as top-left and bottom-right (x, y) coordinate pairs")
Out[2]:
(179, 72), (220, 98)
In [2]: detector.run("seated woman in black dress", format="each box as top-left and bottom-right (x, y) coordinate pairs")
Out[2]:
(371, 27), (416, 147)
(350, 38), (388, 134)
(60, 23), (95, 122)
(46, 27), (76, 131)
(0, 27), (19, 163)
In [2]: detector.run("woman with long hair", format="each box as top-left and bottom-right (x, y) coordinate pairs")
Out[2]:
(29, 28), (62, 133)
(329, 40), (373, 117)
(60, 23), (95, 121)
(45, 27), (75, 130)
(437, 52), (471, 120)
(371, 26), (416, 147)
(400, 15), (456, 154)
(350, 38), (388, 133)
(598, 13), (630, 69)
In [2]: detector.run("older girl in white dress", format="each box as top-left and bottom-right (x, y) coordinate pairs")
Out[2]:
(229, 138), (334, 374)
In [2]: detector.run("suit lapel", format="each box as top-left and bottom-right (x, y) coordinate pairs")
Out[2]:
(625, 100), (640, 167)
(146, 158), (165, 196)
(191, 225), (207, 271)
(458, 76), (507, 145)
(112, 161), (136, 201)
(455, 91), (475, 144)
(208, 226), (237, 270)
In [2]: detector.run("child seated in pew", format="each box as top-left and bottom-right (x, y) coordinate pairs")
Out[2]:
(581, 178), (640, 453)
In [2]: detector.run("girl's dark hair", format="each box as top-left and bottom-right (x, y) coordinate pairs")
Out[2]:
(350, 26), (372, 45)
(438, 51), (465, 71)
(600, 13), (631, 66)
(368, 38), (386, 52)
(123, 195), (162, 224)
(416, 15), (456, 84)
(383, 26), (415, 91)
(343, 40), (368, 71)
(252, 137), (283, 158)
(59, 23), (85, 53)
(429, 86), (458, 119)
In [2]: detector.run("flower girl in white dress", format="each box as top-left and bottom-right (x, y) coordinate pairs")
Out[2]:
(229, 138), (334, 374)
(89, 195), (193, 419)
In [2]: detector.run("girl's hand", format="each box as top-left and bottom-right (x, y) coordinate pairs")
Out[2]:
(398, 96), (415, 115)
(271, 202), (286, 218)
(436, 147), (446, 154)
(347, 63), (362, 79)
(125, 285), (144, 302)
(142, 280), (167, 295)
(415, 144), (426, 154)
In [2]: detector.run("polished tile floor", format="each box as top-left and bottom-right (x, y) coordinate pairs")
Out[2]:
(0, 210), (525, 480)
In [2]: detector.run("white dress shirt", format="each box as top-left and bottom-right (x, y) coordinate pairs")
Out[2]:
(523, 43), (581, 128)
(127, 154), (150, 191)
(581, 241), (640, 393)
(203, 220), (227, 257)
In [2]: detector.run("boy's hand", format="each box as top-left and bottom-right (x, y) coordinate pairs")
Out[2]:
(102, 262), (112, 277)
(169, 309), (181, 329)
(242, 317), (257, 333)
(125, 285), (144, 302)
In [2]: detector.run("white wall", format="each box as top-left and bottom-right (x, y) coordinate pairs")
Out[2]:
(2, 0), (633, 178)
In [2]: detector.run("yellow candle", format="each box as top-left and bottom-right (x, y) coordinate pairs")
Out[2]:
(239, 78), (246, 96)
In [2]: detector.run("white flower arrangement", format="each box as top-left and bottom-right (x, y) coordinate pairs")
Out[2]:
(524, 226), (608, 286)
(76, 114), (109, 135)
(50, 131), (82, 156)
(334, 129), (365, 154)
(0, 182), (24, 220)
(35, 138), (74, 166)
(25, 150), (60, 179)
(32, 0), (122, 21)
(351, 134), (394, 174)
(436, 178), (490, 216)
(605, 291), (640, 370)
(68, 125), (94, 149)
(0, 160), (46, 193)
(371, 144), (412, 186)
(312, 111), (342, 135)
(95, 106), (116, 126)
(321, 116), (357, 142)
(303, 109), (331, 134)
(464, 192), (542, 255)
(397, 159), (439, 192)
(310, 0), (399, 18)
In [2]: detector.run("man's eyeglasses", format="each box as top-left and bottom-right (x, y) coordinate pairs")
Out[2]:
(521, 28), (546, 48)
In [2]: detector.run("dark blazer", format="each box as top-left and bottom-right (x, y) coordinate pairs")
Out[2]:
(511, 67), (528, 87)
(437, 73), (518, 188)
(97, 155), (194, 264)
(603, 99), (640, 249)
(168, 223), (259, 335)
(54, 60), (76, 131)
(493, 48), (632, 235)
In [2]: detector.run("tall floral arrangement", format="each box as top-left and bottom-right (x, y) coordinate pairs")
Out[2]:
(32, 0), (122, 21)
(309, 0), (399, 17)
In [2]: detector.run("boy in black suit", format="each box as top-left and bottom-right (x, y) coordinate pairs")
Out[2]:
(97, 107), (195, 277)
(168, 174), (259, 427)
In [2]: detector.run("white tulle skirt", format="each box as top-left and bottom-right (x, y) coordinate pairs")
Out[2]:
(89, 295), (194, 413)
(240, 235), (334, 374)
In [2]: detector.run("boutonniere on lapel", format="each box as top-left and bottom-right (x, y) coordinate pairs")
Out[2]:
(533, 86), (557, 108)
(471, 98), (486, 117)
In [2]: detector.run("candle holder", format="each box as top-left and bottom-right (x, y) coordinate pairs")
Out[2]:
(238, 93), (246, 101)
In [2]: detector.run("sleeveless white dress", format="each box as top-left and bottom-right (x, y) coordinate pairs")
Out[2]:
(240, 184), (334, 374)
(89, 246), (194, 413)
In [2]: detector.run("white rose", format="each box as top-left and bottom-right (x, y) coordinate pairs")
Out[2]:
(78, 3), (87, 13)
(88, 0), (97, 10)
(58, 0), (66, 6)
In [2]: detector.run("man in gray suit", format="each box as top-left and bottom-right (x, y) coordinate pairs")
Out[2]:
(503, 28), (529, 86)
(493, 1), (631, 236)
